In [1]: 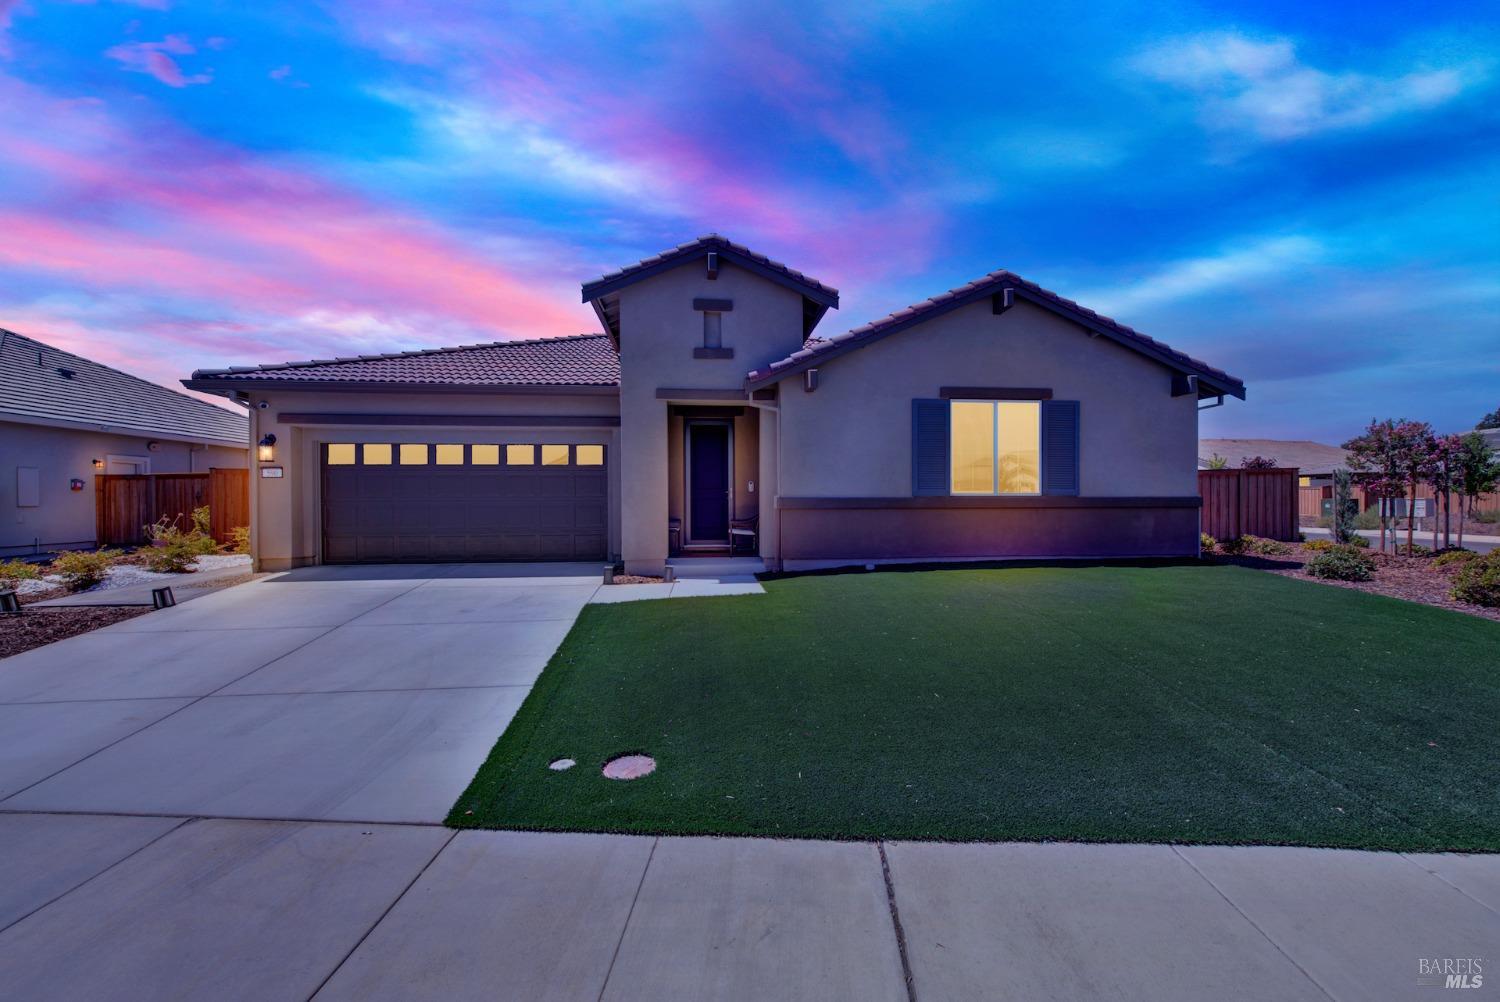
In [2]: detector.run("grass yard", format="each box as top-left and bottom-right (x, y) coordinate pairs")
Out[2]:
(449, 562), (1500, 850)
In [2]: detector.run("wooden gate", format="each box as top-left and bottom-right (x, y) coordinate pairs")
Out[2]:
(1198, 468), (1300, 541)
(95, 469), (249, 546)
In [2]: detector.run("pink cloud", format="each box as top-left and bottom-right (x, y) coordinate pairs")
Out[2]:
(105, 34), (212, 87)
(0, 83), (589, 344)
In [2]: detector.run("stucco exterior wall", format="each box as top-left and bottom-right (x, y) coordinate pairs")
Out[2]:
(616, 260), (802, 572)
(768, 298), (1202, 563)
(776, 299), (1199, 498)
(243, 388), (621, 570)
(1, 419), (246, 555)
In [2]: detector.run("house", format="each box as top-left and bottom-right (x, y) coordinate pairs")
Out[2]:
(183, 235), (1244, 573)
(1198, 439), (1351, 487)
(1, 329), (249, 557)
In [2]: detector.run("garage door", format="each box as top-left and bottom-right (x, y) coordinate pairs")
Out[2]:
(321, 442), (607, 563)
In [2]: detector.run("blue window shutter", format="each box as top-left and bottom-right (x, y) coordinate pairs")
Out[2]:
(1041, 400), (1080, 496)
(912, 399), (950, 496)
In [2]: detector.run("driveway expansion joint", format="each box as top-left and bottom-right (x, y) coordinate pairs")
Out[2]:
(1170, 845), (1338, 1002)
(879, 841), (919, 1002)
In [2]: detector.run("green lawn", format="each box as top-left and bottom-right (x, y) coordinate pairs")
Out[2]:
(449, 563), (1500, 850)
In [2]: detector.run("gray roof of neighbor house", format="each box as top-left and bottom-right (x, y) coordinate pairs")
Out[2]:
(582, 234), (839, 342)
(184, 333), (620, 394)
(1198, 439), (1350, 475)
(0, 328), (247, 447)
(745, 269), (1245, 399)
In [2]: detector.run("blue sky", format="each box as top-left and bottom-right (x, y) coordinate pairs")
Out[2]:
(0, 0), (1496, 440)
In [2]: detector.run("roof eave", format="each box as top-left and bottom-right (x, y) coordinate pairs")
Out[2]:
(0, 409), (248, 448)
(181, 377), (621, 396)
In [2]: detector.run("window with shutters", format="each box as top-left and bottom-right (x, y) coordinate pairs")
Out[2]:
(949, 401), (1040, 494)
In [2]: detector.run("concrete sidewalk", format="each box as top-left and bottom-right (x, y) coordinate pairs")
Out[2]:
(0, 814), (1494, 1001)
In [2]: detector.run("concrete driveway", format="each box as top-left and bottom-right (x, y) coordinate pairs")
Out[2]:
(0, 563), (602, 822)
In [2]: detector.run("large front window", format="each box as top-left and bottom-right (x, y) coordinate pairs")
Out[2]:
(951, 400), (1040, 494)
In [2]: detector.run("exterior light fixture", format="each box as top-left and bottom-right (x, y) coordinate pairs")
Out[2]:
(257, 433), (277, 462)
(91, 458), (105, 469)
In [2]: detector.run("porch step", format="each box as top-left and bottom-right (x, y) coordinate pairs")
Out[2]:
(667, 557), (765, 579)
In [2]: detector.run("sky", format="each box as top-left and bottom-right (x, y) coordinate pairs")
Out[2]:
(0, 0), (1496, 442)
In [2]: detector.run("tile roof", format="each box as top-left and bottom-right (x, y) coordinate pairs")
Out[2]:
(0, 328), (246, 446)
(185, 333), (620, 390)
(582, 233), (838, 303)
(745, 269), (1246, 398)
(1198, 439), (1350, 475)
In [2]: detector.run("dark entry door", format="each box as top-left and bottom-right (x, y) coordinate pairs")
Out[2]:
(688, 423), (731, 543)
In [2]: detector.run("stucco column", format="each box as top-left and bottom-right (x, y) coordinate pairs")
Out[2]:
(620, 393), (669, 575)
(757, 405), (780, 567)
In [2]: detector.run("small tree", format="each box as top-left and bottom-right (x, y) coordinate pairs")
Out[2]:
(1345, 419), (1440, 553)
(1205, 453), (1228, 469)
(1478, 406), (1500, 431)
(1456, 432), (1500, 550)
(1332, 468), (1358, 544)
(1424, 434), (1463, 550)
(1344, 420), (1406, 553)
(1240, 455), (1278, 469)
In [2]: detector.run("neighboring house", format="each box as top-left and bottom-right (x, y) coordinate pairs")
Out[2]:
(1198, 439), (1351, 487)
(184, 235), (1244, 573)
(1, 329), (249, 557)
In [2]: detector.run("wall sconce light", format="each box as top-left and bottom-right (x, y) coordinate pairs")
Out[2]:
(257, 433), (277, 462)
(91, 458), (105, 469)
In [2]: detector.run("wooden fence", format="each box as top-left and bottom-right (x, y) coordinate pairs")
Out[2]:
(95, 469), (249, 546)
(1299, 483), (1498, 524)
(1198, 468), (1300, 542)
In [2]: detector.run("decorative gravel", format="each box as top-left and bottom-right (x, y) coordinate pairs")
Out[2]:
(20, 553), (251, 595)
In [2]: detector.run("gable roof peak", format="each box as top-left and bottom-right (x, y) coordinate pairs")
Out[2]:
(581, 234), (838, 342)
(744, 268), (1245, 399)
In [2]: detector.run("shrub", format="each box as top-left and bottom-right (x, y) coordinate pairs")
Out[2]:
(1218, 535), (1248, 556)
(1451, 552), (1500, 607)
(1433, 548), (1479, 569)
(228, 525), (250, 555)
(1, 558), (43, 591)
(1353, 506), (1382, 530)
(51, 549), (120, 592)
(142, 538), (199, 573)
(1474, 508), (1500, 524)
(1244, 536), (1293, 556)
(1348, 535), (1371, 548)
(143, 508), (219, 572)
(1394, 543), (1430, 557)
(1302, 539), (1334, 552)
(1306, 545), (1376, 582)
(1200, 533), (1217, 553)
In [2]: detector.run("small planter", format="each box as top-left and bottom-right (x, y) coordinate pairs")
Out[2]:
(0, 588), (21, 615)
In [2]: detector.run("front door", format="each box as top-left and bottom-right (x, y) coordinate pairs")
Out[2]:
(687, 422), (731, 545)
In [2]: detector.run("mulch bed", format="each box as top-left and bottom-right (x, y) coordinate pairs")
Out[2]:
(1217, 546), (1500, 623)
(611, 574), (666, 585)
(1, 605), (149, 659)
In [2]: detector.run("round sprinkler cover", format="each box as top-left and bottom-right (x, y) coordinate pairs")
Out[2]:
(602, 754), (656, 780)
